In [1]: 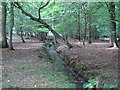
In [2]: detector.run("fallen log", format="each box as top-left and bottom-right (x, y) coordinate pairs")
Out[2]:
(43, 41), (87, 88)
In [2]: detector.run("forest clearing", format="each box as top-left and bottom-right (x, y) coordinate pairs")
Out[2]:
(1, 1), (120, 89)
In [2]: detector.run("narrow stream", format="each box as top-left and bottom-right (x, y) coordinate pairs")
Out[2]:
(44, 42), (88, 88)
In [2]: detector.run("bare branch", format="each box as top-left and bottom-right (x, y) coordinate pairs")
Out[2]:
(13, 2), (49, 28)
(38, 1), (50, 19)
(13, 2), (73, 48)
(14, 2), (39, 22)
(39, 1), (50, 10)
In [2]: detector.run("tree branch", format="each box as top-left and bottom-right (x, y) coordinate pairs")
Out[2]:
(14, 2), (39, 22)
(13, 2), (50, 28)
(38, 1), (50, 19)
(39, 1), (50, 10)
(13, 2), (73, 48)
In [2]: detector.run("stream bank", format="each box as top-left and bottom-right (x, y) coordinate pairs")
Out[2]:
(43, 41), (88, 88)
(2, 38), (77, 88)
(57, 40), (119, 88)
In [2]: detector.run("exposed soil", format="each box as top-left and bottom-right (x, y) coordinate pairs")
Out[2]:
(1, 38), (76, 88)
(1, 37), (119, 88)
(59, 38), (119, 88)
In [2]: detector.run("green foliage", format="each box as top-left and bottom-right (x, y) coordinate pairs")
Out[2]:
(2, 83), (16, 88)
(37, 28), (49, 32)
(83, 78), (97, 88)
(83, 77), (99, 88)
(5, 2), (120, 38)
(0, 80), (4, 82)
(103, 84), (117, 88)
(83, 75), (118, 88)
(12, 58), (76, 88)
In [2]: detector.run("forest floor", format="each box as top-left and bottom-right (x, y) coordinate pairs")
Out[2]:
(58, 38), (119, 88)
(1, 37), (119, 88)
(1, 37), (76, 88)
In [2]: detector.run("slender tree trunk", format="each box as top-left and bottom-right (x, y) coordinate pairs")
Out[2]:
(9, 3), (14, 50)
(62, 11), (68, 42)
(82, 5), (88, 46)
(26, 31), (29, 39)
(83, 17), (87, 45)
(76, 6), (81, 42)
(117, 4), (120, 47)
(1, 2), (9, 48)
(109, 2), (118, 47)
(88, 3), (92, 44)
(52, 11), (58, 44)
(77, 12), (81, 42)
(30, 32), (33, 37)
(47, 25), (73, 48)
(20, 31), (25, 43)
(88, 16), (92, 44)
(35, 32), (38, 38)
(41, 32), (47, 42)
(38, 32), (41, 41)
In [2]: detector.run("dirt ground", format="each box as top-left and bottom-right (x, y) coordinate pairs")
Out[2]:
(1, 37), (119, 88)
(1, 38), (76, 88)
(59, 38), (119, 88)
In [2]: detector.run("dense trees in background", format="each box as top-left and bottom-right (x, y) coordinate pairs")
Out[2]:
(1, 2), (120, 48)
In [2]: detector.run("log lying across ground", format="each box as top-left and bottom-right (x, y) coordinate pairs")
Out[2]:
(43, 41), (87, 88)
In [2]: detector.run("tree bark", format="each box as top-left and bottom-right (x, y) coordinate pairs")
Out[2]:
(83, 17), (87, 45)
(77, 15), (81, 41)
(77, 8), (81, 42)
(9, 3), (14, 50)
(1, 2), (9, 48)
(20, 31), (25, 43)
(52, 11), (59, 44)
(88, 4), (92, 44)
(88, 16), (92, 44)
(46, 24), (73, 48)
(117, 4), (120, 48)
(109, 2), (118, 47)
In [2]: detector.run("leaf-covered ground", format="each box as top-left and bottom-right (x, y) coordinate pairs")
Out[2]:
(58, 38), (119, 88)
(1, 37), (119, 88)
(1, 38), (76, 88)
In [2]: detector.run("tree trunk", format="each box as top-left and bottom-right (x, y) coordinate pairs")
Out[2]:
(1, 2), (9, 48)
(35, 32), (38, 38)
(38, 32), (42, 41)
(109, 2), (118, 48)
(41, 32), (47, 42)
(20, 31), (25, 43)
(88, 4), (92, 44)
(9, 3), (14, 50)
(54, 35), (59, 44)
(117, 4), (120, 48)
(46, 25), (73, 48)
(83, 17), (87, 45)
(88, 16), (92, 44)
(77, 8), (81, 42)
(25, 32), (29, 39)
(30, 32), (33, 37)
